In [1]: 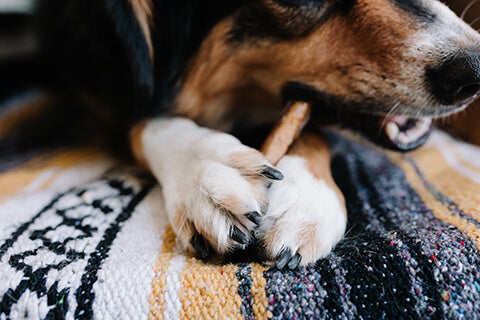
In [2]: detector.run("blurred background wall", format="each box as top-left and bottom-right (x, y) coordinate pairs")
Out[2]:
(0, 0), (39, 100)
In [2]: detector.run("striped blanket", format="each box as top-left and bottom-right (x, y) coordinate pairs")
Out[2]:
(0, 93), (479, 319)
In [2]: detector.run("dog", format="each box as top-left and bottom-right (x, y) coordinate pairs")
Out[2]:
(37, 0), (480, 269)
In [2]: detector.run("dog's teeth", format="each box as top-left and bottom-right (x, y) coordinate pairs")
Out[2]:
(398, 129), (420, 144)
(421, 118), (432, 128)
(397, 132), (410, 144)
(397, 121), (429, 144)
(385, 122), (399, 140)
(388, 117), (431, 145)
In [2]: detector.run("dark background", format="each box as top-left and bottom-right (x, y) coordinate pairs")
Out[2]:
(0, 0), (40, 100)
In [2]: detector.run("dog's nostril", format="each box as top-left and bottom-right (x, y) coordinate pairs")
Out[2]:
(427, 54), (480, 105)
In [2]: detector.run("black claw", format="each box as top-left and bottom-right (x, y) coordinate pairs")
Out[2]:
(246, 211), (262, 225)
(276, 248), (292, 269)
(231, 242), (248, 251)
(230, 226), (251, 245)
(288, 252), (301, 270)
(191, 232), (212, 260)
(262, 166), (284, 181)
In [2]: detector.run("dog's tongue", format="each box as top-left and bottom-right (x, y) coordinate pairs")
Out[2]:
(382, 115), (432, 150)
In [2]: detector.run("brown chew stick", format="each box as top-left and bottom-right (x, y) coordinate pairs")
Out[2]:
(260, 101), (312, 165)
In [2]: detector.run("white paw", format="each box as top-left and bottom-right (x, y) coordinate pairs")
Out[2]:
(259, 156), (347, 269)
(141, 118), (283, 258)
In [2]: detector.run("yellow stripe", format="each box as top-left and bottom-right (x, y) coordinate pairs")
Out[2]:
(178, 259), (242, 320)
(250, 263), (271, 319)
(148, 230), (266, 319)
(388, 153), (480, 250)
(408, 147), (480, 221)
(0, 148), (102, 201)
(149, 226), (177, 320)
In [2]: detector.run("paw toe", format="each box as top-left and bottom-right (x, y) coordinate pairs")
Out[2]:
(165, 134), (288, 259)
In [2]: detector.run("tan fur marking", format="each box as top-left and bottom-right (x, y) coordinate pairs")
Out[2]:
(129, 120), (149, 169)
(245, 177), (268, 205)
(298, 223), (321, 262)
(172, 208), (193, 237)
(171, 208), (196, 254)
(288, 132), (347, 217)
(173, 21), (247, 120)
(228, 151), (264, 175)
(219, 195), (250, 214)
(173, 0), (433, 122)
(213, 154), (268, 212)
(263, 225), (282, 255)
(129, 0), (154, 62)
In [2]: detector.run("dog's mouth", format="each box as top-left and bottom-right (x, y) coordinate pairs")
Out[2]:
(381, 115), (432, 151)
(282, 82), (435, 151)
(344, 113), (433, 151)
(312, 107), (433, 151)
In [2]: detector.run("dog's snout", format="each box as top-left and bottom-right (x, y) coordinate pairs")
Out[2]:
(427, 54), (480, 105)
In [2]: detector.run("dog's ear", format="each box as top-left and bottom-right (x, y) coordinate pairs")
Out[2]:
(37, 0), (154, 124)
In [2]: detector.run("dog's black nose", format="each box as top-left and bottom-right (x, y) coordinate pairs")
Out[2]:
(427, 54), (480, 105)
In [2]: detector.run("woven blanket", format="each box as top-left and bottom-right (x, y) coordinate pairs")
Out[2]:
(0, 93), (479, 320)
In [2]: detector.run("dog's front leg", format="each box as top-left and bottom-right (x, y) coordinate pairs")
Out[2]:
(130, 117), (284, 258)
(259, 131), (347, 269)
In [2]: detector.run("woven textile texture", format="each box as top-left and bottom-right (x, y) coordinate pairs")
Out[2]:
(0, 93), (479, 320)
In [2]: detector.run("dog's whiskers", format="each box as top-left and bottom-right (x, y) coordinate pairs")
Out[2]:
(469, 15), (480, 27)
(375, 101), (401, 139)
(461, 0), (479, 20)
(379, 101), (401, 129)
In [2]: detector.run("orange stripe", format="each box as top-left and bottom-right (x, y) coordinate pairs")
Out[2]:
(408, 147), (480, 221)
(250, 263), (271, 319)
(0, 148), (102, 201)
(388, 153), (480, 250)
(178, 261), (242, 319)
(149, 226), (177, 320)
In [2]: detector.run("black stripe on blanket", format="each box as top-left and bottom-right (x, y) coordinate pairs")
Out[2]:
(261, 134), (480, 320)
(0, 170), (153, 319)
(236, 263), (255, 320)
(74, 181), (154, 319)
(408, 158), (480, 228)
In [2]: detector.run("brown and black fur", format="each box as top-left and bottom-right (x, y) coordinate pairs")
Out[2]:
(36, 0), (250, 127)
(36, 0), (480, 262)
(37, 0), (480, 132)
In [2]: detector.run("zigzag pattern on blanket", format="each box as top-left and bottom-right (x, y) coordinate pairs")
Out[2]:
(0, 93), (479, 319)
(0, 167), (154, 319)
